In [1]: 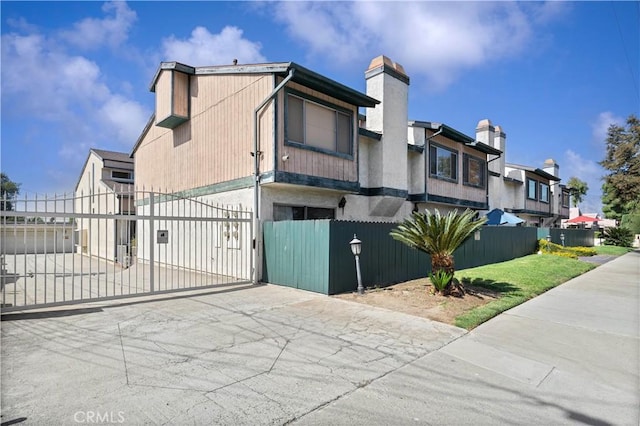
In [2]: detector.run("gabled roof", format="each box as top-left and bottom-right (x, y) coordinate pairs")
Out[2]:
(506, 163), (561, 181)
(150, 61), (380, 108)
(74, 149), (134, 193)
(408, 121), (502, 155)
(91, 149), (133, 164)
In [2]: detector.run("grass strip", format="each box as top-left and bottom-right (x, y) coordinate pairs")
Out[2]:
(594, 245), (634, 256)
(454, 254), (596, 330)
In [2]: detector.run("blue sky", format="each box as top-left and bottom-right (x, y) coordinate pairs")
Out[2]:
(1, 1), (638, 215)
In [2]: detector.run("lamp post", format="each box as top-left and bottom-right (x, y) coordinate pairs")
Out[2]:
(546, 234), (551, 253)
(560, 233), (565, 247)
(349, 234), (363, 295)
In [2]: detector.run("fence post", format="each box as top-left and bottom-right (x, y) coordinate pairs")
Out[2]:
(149, 192), (155, 293)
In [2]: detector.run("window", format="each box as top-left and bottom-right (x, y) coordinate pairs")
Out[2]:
(540, 182), (550, 203)
(562, 191), (570, 208)
(286, 94), (352, 156)
(527, 179), (537, 200)
(273, 205), (335, 221)
(112, 170), (133, 181)
(429, 144), (457, 181)
(463, 154), (485, 187)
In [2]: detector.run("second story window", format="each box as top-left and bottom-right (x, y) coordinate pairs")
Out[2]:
(429, 143), (457, 181)
(527, 178), (538, 200)
(540, 182), (550, 203)
(562, 191), (570, 208)
(463, 154), (485, 188)
(286, 93), (352, 156)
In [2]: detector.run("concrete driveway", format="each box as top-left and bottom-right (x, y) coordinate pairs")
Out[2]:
(1, 251), (638, 425)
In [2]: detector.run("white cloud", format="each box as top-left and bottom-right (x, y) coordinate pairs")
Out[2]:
(273, 2), (565, 90)
(60, 1), (137, 50)
(564, 149), (605, 214)
(161, 26), (265, 66)
(592, 111), (624, 146)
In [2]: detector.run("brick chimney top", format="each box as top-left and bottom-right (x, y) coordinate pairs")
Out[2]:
(476, 119), (493, 129)
(365, 55), (409, 84)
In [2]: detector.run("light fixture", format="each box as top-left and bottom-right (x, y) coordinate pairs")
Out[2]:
(349, 234), (363, 294)
(338, 197), (346, 209)
(560, 233), (565, 247)
(282, 154), (289, 161)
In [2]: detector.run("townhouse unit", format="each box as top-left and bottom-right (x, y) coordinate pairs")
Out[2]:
(74, 149), (135, 263)
(131, 55), (572, 279)
(132, 56), (505, 223)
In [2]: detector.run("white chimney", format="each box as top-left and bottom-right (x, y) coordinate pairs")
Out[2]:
(365, 55), (409, 193)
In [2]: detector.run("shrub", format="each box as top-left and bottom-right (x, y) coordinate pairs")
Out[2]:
(538, 239), (597, 259)
(429, 269), (453, 293)
(603, 226), (633, 247)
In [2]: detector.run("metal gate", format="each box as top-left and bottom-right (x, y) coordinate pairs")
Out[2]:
(0, 189), (253, 312)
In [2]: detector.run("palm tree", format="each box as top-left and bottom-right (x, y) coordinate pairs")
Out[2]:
(390, 209), (486, 296)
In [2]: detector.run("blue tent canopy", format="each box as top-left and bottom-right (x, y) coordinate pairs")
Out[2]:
(485, 209), (525, 226)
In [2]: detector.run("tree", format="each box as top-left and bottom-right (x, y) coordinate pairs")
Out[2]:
(566, 176), (588, 208)
(1, 172), (20, 211)
(390, 209), (486, 296)
(600, 115), (640, 220)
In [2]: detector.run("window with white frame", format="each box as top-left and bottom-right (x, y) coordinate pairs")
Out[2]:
(286, 93), (352, 156)
(527, 178), (537, 200)
(429, 143), (458, 181)
(539, 182), (550, 203)
(463, 154), (485, 187)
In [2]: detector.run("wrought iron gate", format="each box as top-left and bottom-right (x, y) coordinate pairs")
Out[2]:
(0, 189), (252, 312)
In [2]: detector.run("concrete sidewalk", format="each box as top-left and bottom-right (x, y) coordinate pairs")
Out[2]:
(297, 250), (640, 426)
(1, 251), (638, 425)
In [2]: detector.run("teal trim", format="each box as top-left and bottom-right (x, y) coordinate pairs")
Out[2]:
(358, 128), (382, 140)
(135, 176), (254, 206)
(510, 208), (553, 216)
(426, 194), (488, 210)
(408, 193), (426, 202)
(489, 170), (501, 177)
(359, 187), (408, 198)
(156, 115), (188, 129)
(408, 144), (424, 153)
(263, 171), (359, 192)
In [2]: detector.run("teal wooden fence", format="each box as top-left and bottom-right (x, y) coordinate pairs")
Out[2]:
(263, 220), (552, 295)
(537, 227), (595, 247)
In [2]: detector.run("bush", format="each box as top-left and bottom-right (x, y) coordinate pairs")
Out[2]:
(538, 239), (597, 259)
(429, 269), (453, 293)
(603, 226), (634, 247)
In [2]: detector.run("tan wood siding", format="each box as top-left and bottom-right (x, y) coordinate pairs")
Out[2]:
(524, 171), (552, 214)
(155, 71), (172, 124)
(275, 80), (358, 183)
(136, 73), (274, 193)
(173, 71), (189, 118)
(426, 133), (487, 203)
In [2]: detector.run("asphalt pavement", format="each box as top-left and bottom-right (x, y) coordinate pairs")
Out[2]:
(1, 251), (638, 425)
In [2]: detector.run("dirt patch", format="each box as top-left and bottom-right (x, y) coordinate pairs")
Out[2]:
(333, 278), (499, 326)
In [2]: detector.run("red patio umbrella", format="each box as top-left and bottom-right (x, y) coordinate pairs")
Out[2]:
(566, 215), (598, 224)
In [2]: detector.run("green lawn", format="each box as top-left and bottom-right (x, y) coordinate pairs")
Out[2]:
(594, 245), (634, 256)
(454, 254), (596, 330)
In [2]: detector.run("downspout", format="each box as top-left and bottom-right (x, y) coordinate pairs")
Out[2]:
(423, 127), (444, 202)
(252, 68), (295, 285)
(486, 153), (502, 210)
